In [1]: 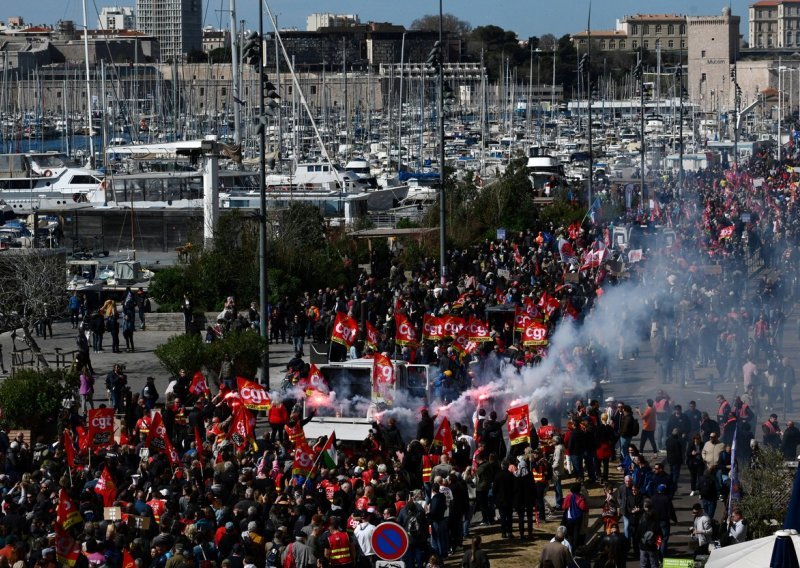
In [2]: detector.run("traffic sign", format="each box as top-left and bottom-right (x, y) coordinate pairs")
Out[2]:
(371, 522), (409, 561)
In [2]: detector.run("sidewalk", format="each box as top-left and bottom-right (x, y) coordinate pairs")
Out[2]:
(0, 318), (296, 398)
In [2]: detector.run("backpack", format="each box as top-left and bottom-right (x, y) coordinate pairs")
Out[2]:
(631, 418), (640, 436)
(266, 544), (281, 568)
(282, 543), (295, 568)
(405, 506), (425, 541)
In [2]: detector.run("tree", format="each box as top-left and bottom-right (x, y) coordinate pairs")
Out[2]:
(208, 47), (232, 64)
(410, 13), (472, 36)
(739, 447), (795, 540)
(186, 49), (209, 63)
(539, 34), (557, 51)
(0, 250), (66, 368)
(466, 25), (524, 81)
(0, 369), (77, 439)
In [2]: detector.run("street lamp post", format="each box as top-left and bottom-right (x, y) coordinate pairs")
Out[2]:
(258, 5), (270, 387)
(438, 0), (446, 285)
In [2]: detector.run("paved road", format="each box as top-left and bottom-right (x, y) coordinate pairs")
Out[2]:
(599, 291), (799, 563)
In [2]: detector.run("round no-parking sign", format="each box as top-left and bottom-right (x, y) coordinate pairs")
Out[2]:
(371, 522), (409, 561)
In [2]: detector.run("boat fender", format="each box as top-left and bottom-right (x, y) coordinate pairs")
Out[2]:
(43, 170), (52, 177)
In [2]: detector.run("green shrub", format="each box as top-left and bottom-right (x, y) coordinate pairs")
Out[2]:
(154, 333), (208, 378)
(0, 369), (78, 439)
(154, 329), (268, 381)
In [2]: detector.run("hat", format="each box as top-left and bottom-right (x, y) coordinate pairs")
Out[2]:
(605, 396), (615, 403)
(657, 484), (667, 493)
(225, 522), (235, 531)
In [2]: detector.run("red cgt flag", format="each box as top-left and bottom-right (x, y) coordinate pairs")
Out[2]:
(87, 408), (115, 449)
(451, 327), (478, 356)
(291, 442), (316, 477)
(507, 405), (531, 446)
(298, 364), (329, 398)
(372, 353), (395, 403)
(236, 376), (271, 411)
(122, 549), (136, 568)
(442, 315), (465, 338)
(433, 416), (454, 453)
(719, 225), (734, 239)
(228, 403), (256, 451)
(56, 490), (82, 530)
(55, 523), (82, 567)
(189, 371), (209, 396)
(63, 429), (77, 470)
(422, 314), (445, 341)
(365, 320), (379, 350)
(522, 321), (549, 346)
(94, 466), (117, 507)
(331, 312), (359, 347)
(514, 306), (533, 333)
(394, 313), (419, 347)
(466, 316), (492, 343)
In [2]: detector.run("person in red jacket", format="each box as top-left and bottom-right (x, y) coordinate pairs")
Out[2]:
(269, 402), (289, 443)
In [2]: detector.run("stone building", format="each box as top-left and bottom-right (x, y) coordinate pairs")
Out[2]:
(749, 0), (800, 49)
(572, 13), (687, 53)
(687, 7), (741, 111)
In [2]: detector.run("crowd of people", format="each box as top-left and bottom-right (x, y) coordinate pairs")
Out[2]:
(4, 144), (800, 568)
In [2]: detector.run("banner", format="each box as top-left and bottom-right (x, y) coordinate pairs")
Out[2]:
(365, 321), (379, 350)
(507, 405), (531, 446)
(87, 408), (115, 449)
(56, 490), (82, 530)
(422, 314), (445, 341)
(467, 316), (492, 343)
(452, 293), (469, 310)
(236, 376), (272, 411)
(372, 353), (395, 403)
(522, 321), (549, 346)
(331, 312), (359, 347)
(719, 225), (734, 239)
(628, 249), (643, 263)
(514, 306), (533, 333)
(122, 549), (135, 568)
(451, 327), (478, 356)
(580, 248), (608, 271)
(442, 315), (466, 338)
(394, 313), (419, 347)
(228, 403), (256, 451)
(189, 371), (209, 396)
(433, 417), (454, 453)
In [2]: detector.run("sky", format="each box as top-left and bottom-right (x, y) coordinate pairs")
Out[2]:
(7, 1), (754, 39)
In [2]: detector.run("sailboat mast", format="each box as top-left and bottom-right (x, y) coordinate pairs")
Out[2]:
(230, 0), (242, 145)
(81, 0), (95, 165)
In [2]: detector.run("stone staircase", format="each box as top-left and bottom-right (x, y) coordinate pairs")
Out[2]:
(144, 312), (219, 333)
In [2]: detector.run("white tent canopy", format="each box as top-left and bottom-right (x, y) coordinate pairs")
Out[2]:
(706, 529), (800, 568)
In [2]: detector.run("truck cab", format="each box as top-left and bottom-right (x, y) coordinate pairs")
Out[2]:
(303, 359), (436, 441)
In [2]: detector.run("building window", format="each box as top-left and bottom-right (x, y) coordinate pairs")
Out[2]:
(643, 24), (650, 35)
(644, 40), (649, 49)
(681, 39), (686, 48)
(600, 40), (606, 49)
(655, 25), (662, 34)
(655, 39), (661, 48)
(221, 88), (226, 96)
(310, 85), (317, 95)
(701, 50), (706, 57)
(668, 24), (674, 35)
(668, 39), (674, 48)
(609, 40), (616, 49)
(630, 24), (638, 35)
(199, 87), (204, 96)
(701, 72), (707, 82)
(632, 40), (638, 49)
(797, 30), (800, 44)
(680, 24), (686, 35)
